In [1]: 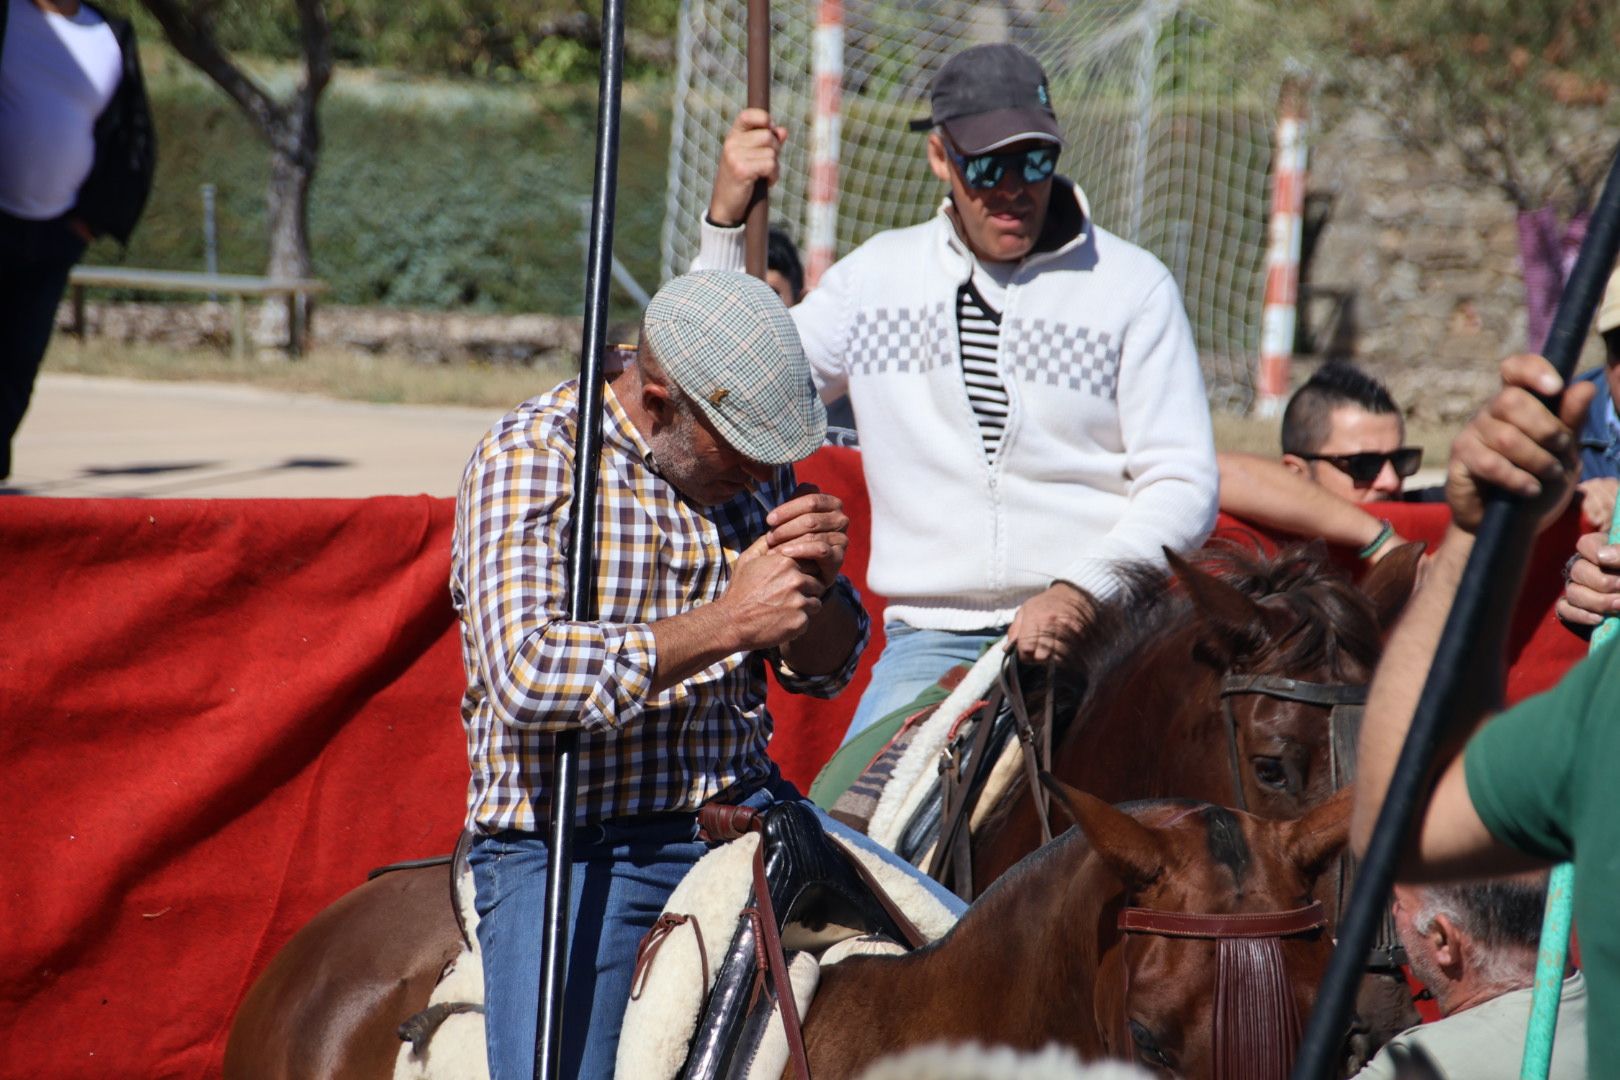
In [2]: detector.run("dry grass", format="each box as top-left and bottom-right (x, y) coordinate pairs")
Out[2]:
(1213, 410), (1463, 462)
(44, 337), (574, 408)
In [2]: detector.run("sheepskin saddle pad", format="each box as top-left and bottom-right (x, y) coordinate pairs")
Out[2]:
(616, 801), (961, 1080)
(390, 807), (959, 1080)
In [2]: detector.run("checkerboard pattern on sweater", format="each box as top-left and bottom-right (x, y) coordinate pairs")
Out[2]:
(849, 304), (954, 375)
(1007, 319), (1121, 400)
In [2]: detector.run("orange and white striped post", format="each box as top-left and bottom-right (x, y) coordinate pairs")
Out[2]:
(805, 0), (843, 287)
(1256, 78), (1309, 417)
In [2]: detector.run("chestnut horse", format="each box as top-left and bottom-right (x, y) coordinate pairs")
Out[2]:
(966, 541), (1420, 893)
(803, 780), (1352, 1079)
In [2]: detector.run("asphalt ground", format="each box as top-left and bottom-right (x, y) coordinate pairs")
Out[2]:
(5, 374), (501, 499)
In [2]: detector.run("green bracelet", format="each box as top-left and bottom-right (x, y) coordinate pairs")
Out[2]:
(1358, 519), (1395, 560)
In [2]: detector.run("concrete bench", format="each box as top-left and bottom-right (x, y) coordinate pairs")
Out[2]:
(67, 267), (329, 359)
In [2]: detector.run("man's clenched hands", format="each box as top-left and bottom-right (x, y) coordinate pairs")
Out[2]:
(761, 483), (849, 595)
(708, 109), (787, 228)
(1445, 354), (1593, 535)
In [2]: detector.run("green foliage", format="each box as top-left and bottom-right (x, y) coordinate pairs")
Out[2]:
(89, 71), (672, 319)
(123, 0), (683, 82)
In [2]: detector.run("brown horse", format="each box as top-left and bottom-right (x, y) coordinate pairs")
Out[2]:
(968, 541), (1420, 892)
(802, 780), (1352, 1079)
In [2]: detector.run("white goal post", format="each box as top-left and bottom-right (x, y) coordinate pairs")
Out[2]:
(662, 0), (1280, 412)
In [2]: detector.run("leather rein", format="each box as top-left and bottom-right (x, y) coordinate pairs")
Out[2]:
(1116, 899), (1327, 1080)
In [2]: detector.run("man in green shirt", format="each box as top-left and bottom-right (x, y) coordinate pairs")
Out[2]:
(1352, 352), (1613, 1073)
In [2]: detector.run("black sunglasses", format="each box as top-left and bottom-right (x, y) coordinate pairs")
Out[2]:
(1296, 447), (1423, 486)
(943, 143), (1059, 190)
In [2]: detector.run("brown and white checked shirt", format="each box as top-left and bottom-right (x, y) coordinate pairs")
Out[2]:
(452, 378), (869, 834)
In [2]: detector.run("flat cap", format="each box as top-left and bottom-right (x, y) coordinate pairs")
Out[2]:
(642, 271), (826, 466)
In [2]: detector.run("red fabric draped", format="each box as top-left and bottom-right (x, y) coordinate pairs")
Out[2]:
(0, 448), (1588, 1077)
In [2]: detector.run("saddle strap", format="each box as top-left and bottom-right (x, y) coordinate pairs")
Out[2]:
(747, 828), (813, 1080)
(698, 802), (760, 843)
(1009, 661), (1056, 846)
(630, 912), (709, 1002)
(927, 680), (1004, 900)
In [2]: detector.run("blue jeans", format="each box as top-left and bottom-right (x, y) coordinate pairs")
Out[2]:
(470, 774), (965, 1080)
(841, 623), (1003, 746)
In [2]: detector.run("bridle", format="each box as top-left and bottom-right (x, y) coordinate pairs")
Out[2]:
(1115, 899), (1328, 1080)
(1218, 673), (1406, 974)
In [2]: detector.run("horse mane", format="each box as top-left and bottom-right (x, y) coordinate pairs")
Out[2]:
(1064, 537), (1384, 704)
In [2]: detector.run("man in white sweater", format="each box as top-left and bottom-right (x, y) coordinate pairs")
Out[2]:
(698, 44), (1219, 740)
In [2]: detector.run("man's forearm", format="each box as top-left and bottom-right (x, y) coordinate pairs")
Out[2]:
(1218, 452), (1389, 552)
(1352, 525), (1520, 854)
(648, 604), (748, 694)
(778, 585), (862, 676)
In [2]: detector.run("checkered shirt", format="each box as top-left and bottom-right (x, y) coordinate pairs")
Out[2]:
(452, 378), (869, 833)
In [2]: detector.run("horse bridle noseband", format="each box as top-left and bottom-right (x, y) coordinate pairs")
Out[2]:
(1116, 900), (1327, 1080)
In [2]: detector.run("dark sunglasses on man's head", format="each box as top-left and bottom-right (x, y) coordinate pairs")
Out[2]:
(944, 143), (1059, 190)
(1297, 447), (1423, 486)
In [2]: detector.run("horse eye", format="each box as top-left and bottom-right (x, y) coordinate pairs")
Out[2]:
(1252, 755), (1291, 791)
(1128, 1020), (1175, 1069)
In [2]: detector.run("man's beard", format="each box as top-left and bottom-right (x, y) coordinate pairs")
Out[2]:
(647, 410), (710, 503)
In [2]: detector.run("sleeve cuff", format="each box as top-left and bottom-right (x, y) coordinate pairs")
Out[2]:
(695, 218), (748, 273)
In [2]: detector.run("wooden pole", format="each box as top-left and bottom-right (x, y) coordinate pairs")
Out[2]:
(745, 0), (770, 279)
(533, 0), (625, 1074)
(1291, 142), (1620, 1079)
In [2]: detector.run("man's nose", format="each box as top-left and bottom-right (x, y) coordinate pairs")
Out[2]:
(740, 459), (776, 486)
(1372, 459), (1403, 496)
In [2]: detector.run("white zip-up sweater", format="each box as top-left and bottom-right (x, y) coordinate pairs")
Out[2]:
(697, 180), (1219, 630)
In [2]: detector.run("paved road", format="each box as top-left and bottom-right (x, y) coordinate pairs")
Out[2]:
(5, 374), (500, 498)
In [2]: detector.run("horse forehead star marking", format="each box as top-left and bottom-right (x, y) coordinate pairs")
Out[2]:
(1202, 806), (1251, 887)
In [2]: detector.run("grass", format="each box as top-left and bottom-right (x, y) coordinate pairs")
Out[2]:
(44, 337), (573, 409)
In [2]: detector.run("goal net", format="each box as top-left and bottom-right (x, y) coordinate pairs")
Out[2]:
(661, 0), (1277, 412)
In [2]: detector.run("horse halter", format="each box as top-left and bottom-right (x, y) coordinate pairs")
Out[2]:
(1115, 900), (1327, 1080)
(1217, 674), (1368, 814)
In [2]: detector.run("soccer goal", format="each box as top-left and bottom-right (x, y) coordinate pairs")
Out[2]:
(661, 0), (1278, 412)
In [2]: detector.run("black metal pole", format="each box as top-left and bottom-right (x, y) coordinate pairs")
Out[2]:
(534, 0), (626, 1075)
(1293, 144), (1620, 1079)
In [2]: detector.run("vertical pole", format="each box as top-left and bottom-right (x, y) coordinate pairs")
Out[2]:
(1292, 144), (1620, 1080)
(534, 0), (625, 1074)
(805, 0), (843, 288)
(745, 0), (770, 279)
(202, 184), (219, 280)
(1256, 76), (1308, 418)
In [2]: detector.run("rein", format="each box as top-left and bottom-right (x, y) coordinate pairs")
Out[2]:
(1117, 900), (1326, 1080)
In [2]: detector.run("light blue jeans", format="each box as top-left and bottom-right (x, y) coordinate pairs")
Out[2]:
(841, 622), (1004, 746)
(469, 774), (965, 1080)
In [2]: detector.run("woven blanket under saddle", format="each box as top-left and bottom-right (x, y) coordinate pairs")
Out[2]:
(617, 801), (960, 1080)
(837, 644), (1069, 899)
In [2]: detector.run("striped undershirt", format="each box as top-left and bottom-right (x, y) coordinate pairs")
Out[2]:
(957, 281), (1009, 460)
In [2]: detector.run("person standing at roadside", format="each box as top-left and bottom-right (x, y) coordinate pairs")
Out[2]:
(0, 0), (155, 481)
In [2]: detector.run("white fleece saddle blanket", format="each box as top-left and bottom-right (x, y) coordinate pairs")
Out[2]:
(392, 829), (959, 1080)
(865, 637), (1025, 859)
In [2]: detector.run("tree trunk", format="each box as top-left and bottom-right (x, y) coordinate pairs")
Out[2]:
(259, 106), (319, 347)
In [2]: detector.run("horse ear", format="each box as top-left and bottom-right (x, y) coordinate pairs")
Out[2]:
(1285, 787), (1352, 879)
(1040, 772), (1167, 889)
(1360, 540), (1425, 631)
(1164, 547), (1266, 662)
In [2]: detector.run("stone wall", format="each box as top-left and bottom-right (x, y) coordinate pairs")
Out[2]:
(1302, 106), (1605, 423)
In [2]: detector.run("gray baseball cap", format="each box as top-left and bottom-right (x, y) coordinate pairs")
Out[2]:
(908, 43), (1064, 154)
(642, 271), (827, 466)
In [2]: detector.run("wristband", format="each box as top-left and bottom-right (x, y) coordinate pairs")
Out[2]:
(1357, 519), (1396, 560)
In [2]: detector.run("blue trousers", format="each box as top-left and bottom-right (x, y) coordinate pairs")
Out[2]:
(841, 623), (1003, 746)
(470, 775), (965, 1080)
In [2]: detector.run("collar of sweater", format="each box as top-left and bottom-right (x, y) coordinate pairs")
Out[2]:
(936, 177), (1093, 283)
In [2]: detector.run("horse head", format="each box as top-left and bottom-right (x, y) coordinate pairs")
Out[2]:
(1166, 540), (1421, 819)
(1047, 777), (1350, 1080)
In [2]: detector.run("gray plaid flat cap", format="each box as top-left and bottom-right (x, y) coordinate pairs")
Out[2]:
(643, 270), (826, 465)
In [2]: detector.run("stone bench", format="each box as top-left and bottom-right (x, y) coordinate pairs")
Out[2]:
(67, 267), (329, 358)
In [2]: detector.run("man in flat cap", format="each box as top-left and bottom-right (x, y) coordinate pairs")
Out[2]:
(451, 270), (963, 1080)
(698, 43), (1219, 743)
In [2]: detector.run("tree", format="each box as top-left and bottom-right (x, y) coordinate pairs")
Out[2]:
(139, 0), (332, 288)
(1326, 0), (1618, 343)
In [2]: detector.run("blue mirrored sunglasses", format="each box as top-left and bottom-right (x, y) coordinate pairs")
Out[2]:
(945, 144), (1059, 190)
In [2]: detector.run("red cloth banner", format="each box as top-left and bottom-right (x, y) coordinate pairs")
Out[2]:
(0, 448), (1588, 1078)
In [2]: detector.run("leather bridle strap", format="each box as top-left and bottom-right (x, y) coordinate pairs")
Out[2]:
(1118, 901), (1325, 1080)
(1118, 900), (1327, 939)
(1216, 675), (1368, 812)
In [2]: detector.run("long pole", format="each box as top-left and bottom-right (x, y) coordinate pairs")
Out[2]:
(745, 0), (770, 279)
(805, 0), (843, 288)
(534, 0), (626, 1075)
(1292, 143), (1620, 1079)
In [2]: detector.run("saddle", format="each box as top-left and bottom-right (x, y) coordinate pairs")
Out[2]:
(620, 800), (959, 1080)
